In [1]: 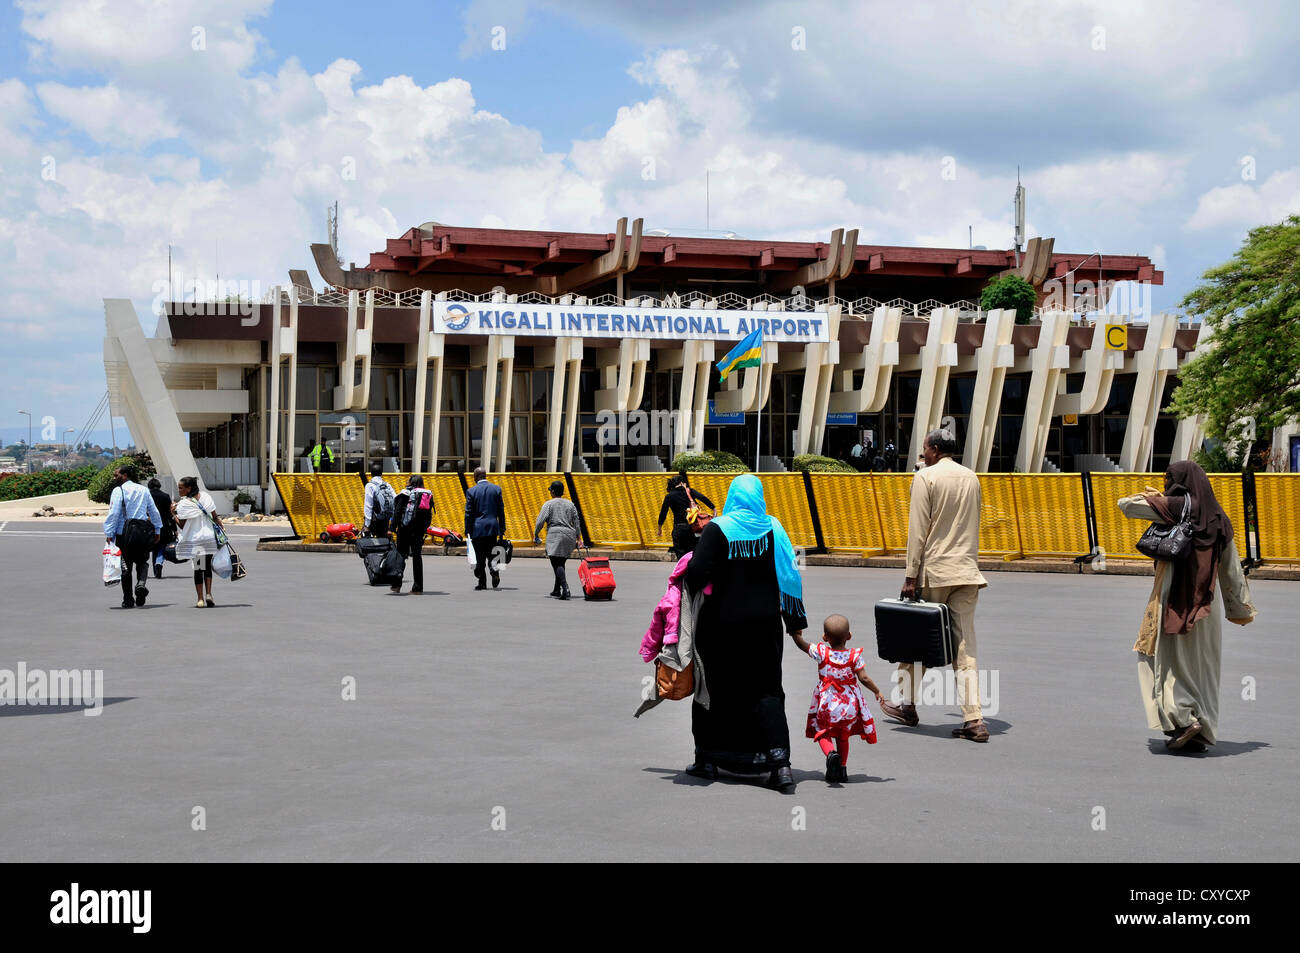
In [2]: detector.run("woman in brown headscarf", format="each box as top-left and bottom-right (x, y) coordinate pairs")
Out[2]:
(1118, 461), (1256, 752)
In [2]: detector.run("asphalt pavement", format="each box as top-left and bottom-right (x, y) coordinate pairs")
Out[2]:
(1, 519), (1295, 862)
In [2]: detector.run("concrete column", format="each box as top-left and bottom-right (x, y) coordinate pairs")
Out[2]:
(284, 286), (300, 472)
(907, 308), (960, 466)
(333, 291), (359, 410)
(538, 337), (582, 471)
(829, 306), (901, 414)
(356, 289), (374, 409)
(268, 289), (283, 477)
(1015, 311), (1072, 473)
(103, 298), (202, 488)
(1057, 313), (1125, 417)
(561, 344), (583, 471)
(412, 292), (431, 471)
(964, 308), (1016, 471)
(1120, 311), (1179, 472)
(495, 349), (515, 473)
(473, 335), (513, 470)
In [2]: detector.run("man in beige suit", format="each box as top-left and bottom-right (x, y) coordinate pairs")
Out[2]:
(879, 429), (990, 742)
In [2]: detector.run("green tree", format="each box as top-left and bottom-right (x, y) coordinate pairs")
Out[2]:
(980, 274), (1038, 324)
(1169, 215), (1300, 454)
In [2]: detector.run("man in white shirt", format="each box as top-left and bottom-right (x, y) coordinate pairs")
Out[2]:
(363, 463), (395, 537)
(879, 429), (990, 742)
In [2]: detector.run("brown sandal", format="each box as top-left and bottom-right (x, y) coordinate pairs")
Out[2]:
(1166, 721), (1202, 751)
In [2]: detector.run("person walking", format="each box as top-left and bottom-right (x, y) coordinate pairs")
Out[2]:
(305, 437), (334, 473)
(102, 464), (162, 609)
(684, 473), (807, 793)
(146, 477), (174, 578)
(533, 480), (581, 599)
(389, 475), (434, 595)
(172, 476), (222, 608)
(363, 463), (395, 537)
(1118, 461), (1256, 752)
(657, 472), (715, 557)
(464, 467), (506, 590)
(878, 429), (991, 742)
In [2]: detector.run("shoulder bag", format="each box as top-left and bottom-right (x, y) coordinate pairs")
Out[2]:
(1136, 494), (1194, 561)
(683, 487), (713, 533)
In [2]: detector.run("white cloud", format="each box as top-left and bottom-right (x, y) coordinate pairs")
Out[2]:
(36, 83), (178, 146)
(1185, 168), (1300, 231)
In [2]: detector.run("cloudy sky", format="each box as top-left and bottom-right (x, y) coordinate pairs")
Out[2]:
(2, 0), (1298, 443)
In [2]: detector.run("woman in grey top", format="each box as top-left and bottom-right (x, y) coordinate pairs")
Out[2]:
(534, 480), (581, 599)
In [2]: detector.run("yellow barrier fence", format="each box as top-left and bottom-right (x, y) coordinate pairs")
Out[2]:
(1012, 474), (1091, 557)
(807, 474), (887, 554)
(1255, 474), (1300, 563)
(273, 471), (1300, 564)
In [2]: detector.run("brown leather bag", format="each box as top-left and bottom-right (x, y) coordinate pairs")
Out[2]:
(655, 659), (694, 700)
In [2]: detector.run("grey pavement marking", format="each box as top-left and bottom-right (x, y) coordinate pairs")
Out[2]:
(1, 521), (1296, 861)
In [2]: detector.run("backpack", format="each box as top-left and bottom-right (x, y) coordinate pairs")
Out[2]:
(374, 480), (395, 520)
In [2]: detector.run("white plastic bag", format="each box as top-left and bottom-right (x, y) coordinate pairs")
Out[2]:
(102, 545), (122, 586)
(212, 544), (233, 580)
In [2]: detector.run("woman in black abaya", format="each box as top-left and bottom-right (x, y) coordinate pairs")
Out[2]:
(684, 474), (806, 793)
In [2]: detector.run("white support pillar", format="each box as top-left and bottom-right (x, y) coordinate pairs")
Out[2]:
(561, 343), (583, 472)
(495, 347), (516, 473)
(283, 286), (300, 473)
(355, 289), (375, 409)
(1057, 313), (1125, 417)
(964, 308), (1016, 471)
(1168, 322), (1213, 465)
(907, 308), (960, 466)
(473, 335), (515, 471)
(268, 288), (283, 478)
(595, 338), (651, 414)
(539, 337), (582, 471)
(829, 306), (901, 414)
(103, 298), (202, 487)
(412, 292), (432, 472)
(333, 291), (359, 410)
(1120, 311), (1179, 472)
(1015, 311), (1072, 473)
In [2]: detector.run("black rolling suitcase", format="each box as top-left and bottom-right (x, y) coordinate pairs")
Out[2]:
(356, 537), (404, 586)
(874, 598), (955, 668)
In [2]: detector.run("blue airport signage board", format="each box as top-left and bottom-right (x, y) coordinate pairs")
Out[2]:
(826, 412), (858, 426)
(708, 400), (745, 425)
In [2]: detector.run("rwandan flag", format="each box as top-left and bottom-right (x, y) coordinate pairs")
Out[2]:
(716, 327), (763, 381)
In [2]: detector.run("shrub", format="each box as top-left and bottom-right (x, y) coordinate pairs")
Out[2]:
(87, 452), (157, 504)
(791, 453), (857, 474)
(670, 450), (750, 473)
(0, 466), (99, 502)
(980, 274), (1038, 324)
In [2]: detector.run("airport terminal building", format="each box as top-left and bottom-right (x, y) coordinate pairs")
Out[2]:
(104, 219), (1233, 508)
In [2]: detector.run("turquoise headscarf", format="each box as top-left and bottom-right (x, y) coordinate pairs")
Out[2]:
(710, 474), (805, 619)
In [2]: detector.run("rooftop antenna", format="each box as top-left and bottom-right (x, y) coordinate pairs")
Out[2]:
(1013, 167), (1026, 268)
(705, 171), (710, 231)
(328, 200), (342, 268)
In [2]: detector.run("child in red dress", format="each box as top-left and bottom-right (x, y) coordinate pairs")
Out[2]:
(790, 615), (885, 783)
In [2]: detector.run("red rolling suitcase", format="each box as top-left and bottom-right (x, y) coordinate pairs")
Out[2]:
(577, 557), (616, 601)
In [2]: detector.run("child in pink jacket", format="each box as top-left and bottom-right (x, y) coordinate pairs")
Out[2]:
(640, 552), (695, 662)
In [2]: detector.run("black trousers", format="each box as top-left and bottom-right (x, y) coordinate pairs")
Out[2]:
(367, 517), (389, 538)
(118, 543), (151, 604)
(471, 536), (498, 585)
(397, 534), (423, 590)
(193, 554), (213, 585)
(549, 555), (568, 594)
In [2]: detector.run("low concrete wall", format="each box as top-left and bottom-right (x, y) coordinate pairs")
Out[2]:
(0, 490), (102, 518)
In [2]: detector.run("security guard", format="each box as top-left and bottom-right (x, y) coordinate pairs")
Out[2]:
(305, 437), (335, 473)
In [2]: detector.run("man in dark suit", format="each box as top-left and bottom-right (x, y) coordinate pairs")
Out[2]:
(146, 478), (174, 578)
(464, 467), (506, 590)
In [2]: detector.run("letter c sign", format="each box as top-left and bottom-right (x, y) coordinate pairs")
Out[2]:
(1104, 324), (1127, 351)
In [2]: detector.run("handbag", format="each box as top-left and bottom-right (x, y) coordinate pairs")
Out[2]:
(655, 659), (694, 700)
(1136, 494), (1194, 561)
(683, 487), (713, 533)
(227, 543), (247, 581)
